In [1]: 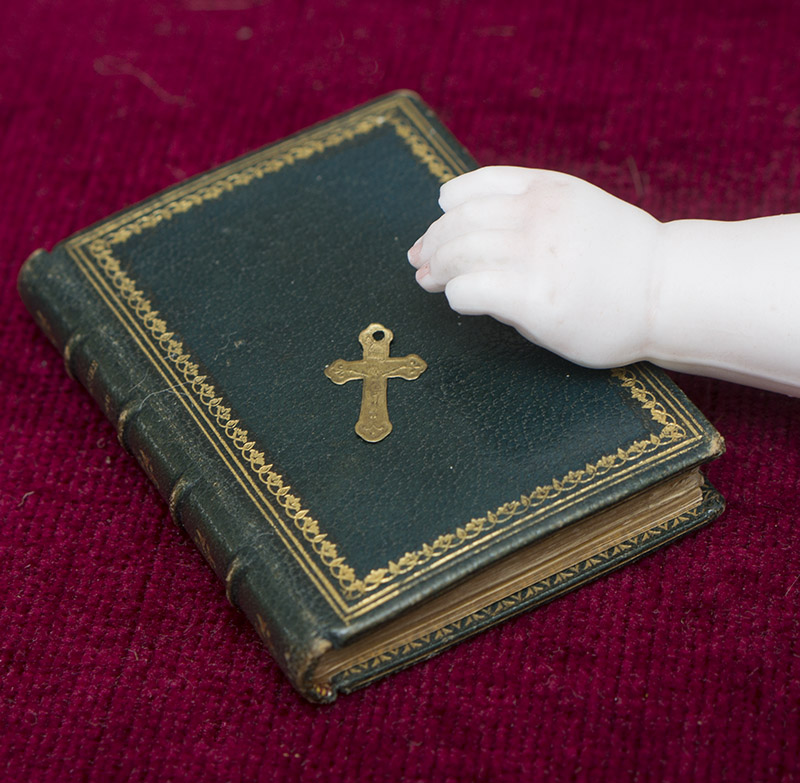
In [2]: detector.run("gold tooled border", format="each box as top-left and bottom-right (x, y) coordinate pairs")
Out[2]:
(337, 484), (721, 688)
(66, 93), (708, 621)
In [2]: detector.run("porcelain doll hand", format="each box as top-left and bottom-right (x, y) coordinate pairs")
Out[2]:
(408, 167), (662, 368)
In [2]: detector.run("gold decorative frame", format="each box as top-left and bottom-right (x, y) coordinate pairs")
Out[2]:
(338, 489), (716, 687)
(65, 93), (707, 621)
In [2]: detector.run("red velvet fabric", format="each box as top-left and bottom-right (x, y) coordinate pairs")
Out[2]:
(2, 2), (799, 780)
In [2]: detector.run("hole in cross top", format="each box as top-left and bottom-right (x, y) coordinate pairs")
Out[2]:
(372, 330), (385, 341)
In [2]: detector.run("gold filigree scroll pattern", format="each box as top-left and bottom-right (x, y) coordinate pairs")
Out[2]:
(84, 105), (686, 601)
(91, 227), (692, 603)
(341, 498), (704, 681)
(98, 112), (456, 249)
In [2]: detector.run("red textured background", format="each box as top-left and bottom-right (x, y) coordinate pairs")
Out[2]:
(2, 2), (799, 781)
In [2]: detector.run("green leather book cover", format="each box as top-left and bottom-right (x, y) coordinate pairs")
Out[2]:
(18, 92), (724, 702)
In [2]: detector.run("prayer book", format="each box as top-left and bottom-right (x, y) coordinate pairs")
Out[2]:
(18, 92), (724, 702)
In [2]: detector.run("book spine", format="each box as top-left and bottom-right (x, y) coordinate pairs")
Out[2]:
(17, 246), (331, 700)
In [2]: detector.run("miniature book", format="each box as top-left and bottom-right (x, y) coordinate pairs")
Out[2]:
(18, 92), (724, 702)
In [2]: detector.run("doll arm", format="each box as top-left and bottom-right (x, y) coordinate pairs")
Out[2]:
(408, 166), (800, 396)
(645, 214), (800, 395)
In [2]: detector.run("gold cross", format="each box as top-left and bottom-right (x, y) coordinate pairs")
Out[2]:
(324, 323), (427, 443)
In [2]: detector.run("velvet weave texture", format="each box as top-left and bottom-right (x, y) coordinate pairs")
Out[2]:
(2, 2), (799, 781)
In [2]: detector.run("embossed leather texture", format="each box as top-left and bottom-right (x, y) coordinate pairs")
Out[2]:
(18, 92), (723, 701)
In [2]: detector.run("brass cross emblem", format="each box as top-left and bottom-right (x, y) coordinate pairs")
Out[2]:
(324, 323), (427, 443)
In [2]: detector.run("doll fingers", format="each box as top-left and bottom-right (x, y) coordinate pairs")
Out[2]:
(411, 194), (530, 268)
(423, 230), (520, 290)
(439, 167), (535, 212)
(444, 270), (519, 318)
(438, 167), (575, 212)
